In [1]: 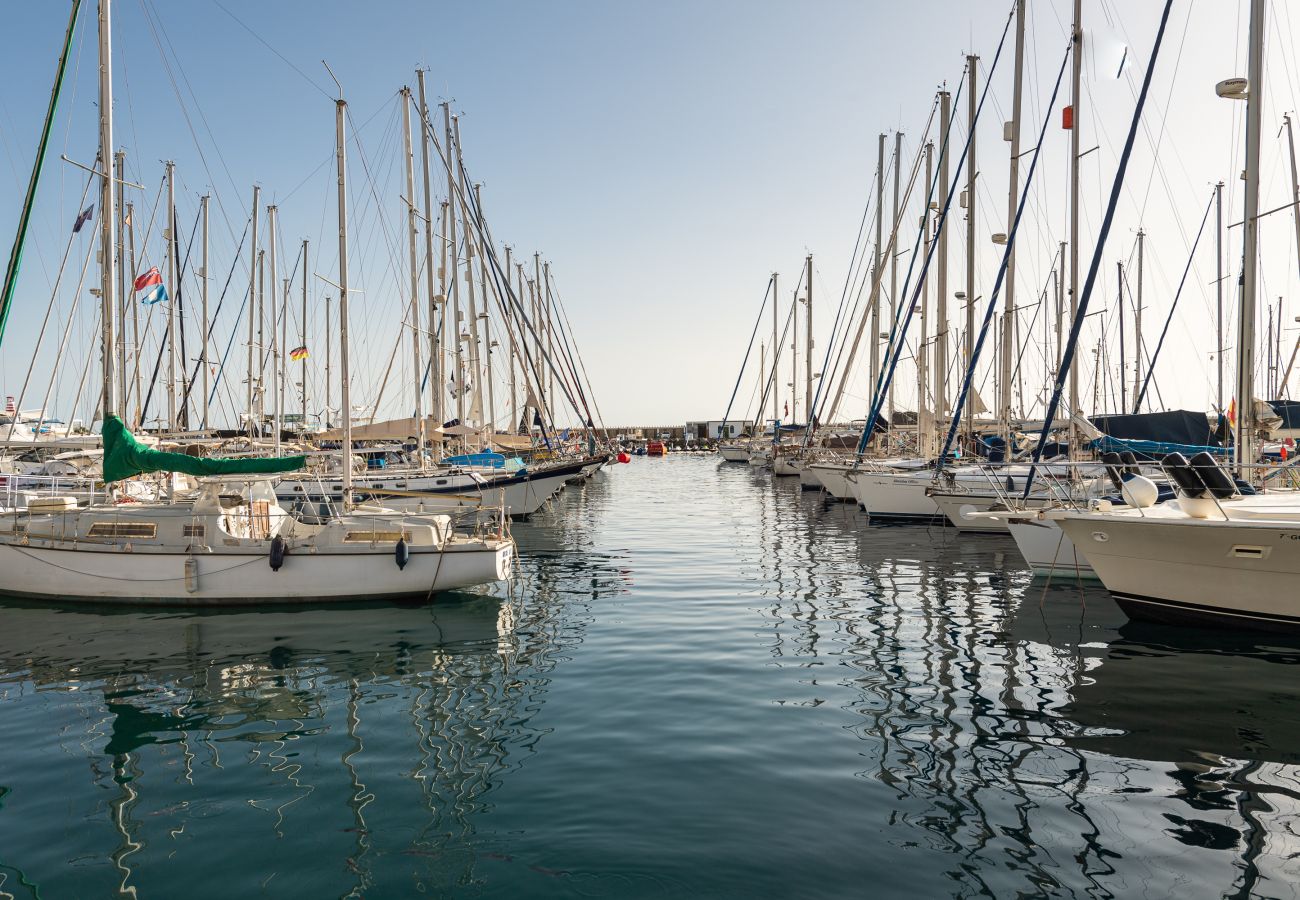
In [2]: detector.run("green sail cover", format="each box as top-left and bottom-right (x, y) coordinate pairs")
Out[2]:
(102, 415), (306, 483)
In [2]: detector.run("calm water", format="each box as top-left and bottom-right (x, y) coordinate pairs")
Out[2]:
(2, 456), (1299, 899)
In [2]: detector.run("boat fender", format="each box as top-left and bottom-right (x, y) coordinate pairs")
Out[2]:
(395, 536), (410, 570)
(1005, 474), (1015, 494)
(1120, 474), (1159, 508)
(1119, 450), (1140, 476)
(269, 535), (286, 571)
(1233, 478), (1257, 496)
(1189, 451), (1236, 499)
(1161, 452), (1207, 498)
(1101, 452), (1125, 491)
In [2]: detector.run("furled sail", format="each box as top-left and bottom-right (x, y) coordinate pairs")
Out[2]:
(101, 416), (306, 483)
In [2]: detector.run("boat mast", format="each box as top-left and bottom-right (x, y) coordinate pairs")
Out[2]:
(935, 90), (951, 430)
(804, 253), (813, 426)
(127, 201), (142, 421)
(401, 87), (424, 457)
(1001, 0), (1025, 449)
(1215, 181), (1224, 413)
(114, 149), (127, 416)
(416, 70), (441, 432)
(1133, 228), (1145, 410)
(247, 185), (259, 434)
(335, 92), (354, 507)
(1068, 0), (1082, 455)
(475, 183), (497, 443)
(97, 0), (117, 423)
(268, 204), (279, 452)
(919, 140), (933, 455)
(871, 134), (884, 409)
(165, 160), (177, 431)
(1236, 0), (1265, 474)
(200, 193), (210, 429)
(772, 270), (779, 424)
(324, 293), (332, 428)
(964, 54), (978, 449)
(889, 131), (901, 422)
(442, 103), (464, 427)
(300, 239), (308, 424)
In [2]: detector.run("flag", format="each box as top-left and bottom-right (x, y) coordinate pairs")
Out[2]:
(784, 401), (789, 418)
(140, 283), (168, 306)
(133, 266), (162, 291)
(3, 396), (14, 415)
(1227, 397), (1237, 429)
(124, 210), (132, 227)
(72, 204), (93, 233)
(289, 345), (309, 361)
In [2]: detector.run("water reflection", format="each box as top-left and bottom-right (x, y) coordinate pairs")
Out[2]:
(743, 467), (1300, 897)
(0, 477), (626, 898)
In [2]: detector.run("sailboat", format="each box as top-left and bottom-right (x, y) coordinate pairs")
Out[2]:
(0, 0), (513, 606)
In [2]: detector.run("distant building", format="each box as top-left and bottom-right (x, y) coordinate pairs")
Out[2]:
(684, 420), (753, 440)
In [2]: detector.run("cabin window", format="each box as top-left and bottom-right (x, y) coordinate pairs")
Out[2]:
(343, 530), (411, 543)
(183, 524), (206, 538)
(436, 479), (447, 486)
(293, 485), (303, 492)
(88, 522), (157, 539)
(395, 482), (407, 488)
(374, 484), (384, 489)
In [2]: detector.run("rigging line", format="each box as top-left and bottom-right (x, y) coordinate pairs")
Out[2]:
(0, 0), (81, 352)
(721, 277), (777, 430)
(10, 169), (96, 426)
(211, 0), (332, 100)
(1133, 187), (1215, 413)
(1023, 0), (1175, 500)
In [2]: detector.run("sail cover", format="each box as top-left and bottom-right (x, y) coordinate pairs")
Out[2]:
(101, 415), (306, 483)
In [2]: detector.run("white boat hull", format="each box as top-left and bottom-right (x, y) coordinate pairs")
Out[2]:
(1054, 511), (1300, 630)
(808, 463), (855, 501)
(849, 471), (945, 523)
(718, 446), (751, 462)
(0, 539), (513, 606)
(1008, 518), (1096, 578)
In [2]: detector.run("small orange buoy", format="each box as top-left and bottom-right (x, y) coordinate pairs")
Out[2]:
(617, 452), (631, 464)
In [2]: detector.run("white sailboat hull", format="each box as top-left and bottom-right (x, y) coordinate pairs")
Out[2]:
(718, 446), (751, 462)
(808, 463), (855, 501)
(0, 540), (513, 606)
(1008, 518), (1096, 578)
(849, 471), (945, 523)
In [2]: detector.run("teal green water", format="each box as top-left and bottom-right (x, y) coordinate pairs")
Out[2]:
(2, 456), (1299, 898)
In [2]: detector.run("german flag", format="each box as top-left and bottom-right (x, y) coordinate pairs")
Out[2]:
(289, 345), (309, 362)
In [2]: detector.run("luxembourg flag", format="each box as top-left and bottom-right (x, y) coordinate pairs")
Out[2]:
(133, 266), (162, 292)
(141, 283), (168, 306)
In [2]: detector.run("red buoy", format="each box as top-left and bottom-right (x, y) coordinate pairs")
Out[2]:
(617, 452), (631, 464)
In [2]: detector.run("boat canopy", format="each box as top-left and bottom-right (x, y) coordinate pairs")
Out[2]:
(101, 415), (306, 483)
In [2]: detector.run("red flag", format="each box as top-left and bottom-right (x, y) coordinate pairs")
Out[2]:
(133, 267), (162, 292)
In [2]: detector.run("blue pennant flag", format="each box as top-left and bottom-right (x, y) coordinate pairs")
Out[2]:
(140, 283), (168, 306)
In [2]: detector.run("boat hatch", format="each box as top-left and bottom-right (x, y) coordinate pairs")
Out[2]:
(88, 522), (157, 539)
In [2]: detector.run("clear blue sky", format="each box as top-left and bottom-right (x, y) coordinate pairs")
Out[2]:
(1, 1), (1297, 428)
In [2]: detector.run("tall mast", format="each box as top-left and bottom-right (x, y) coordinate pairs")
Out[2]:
(247, 185), (259, 432)
(127, 201), (142, 421)
(919, 140), (934, 455)
(772, 271), (779, 422)
(401, 87), (424, 456)
(442, 103), (464, 426)
(1215, 181), (1224, 413)
(1133, 228), (1145, 410)
(165, 160), (177, 431)
(1284, 114), (1300, 395)
(791, 271), (798, 421)
(889, 131), (901, 421)
(506, 245), (517, 433)
(476, 183), (496, 442)
(416, 70), (441, 430)
(324, 293), (332, 428)
(1237, 0), (1265, 474)
(1001, 0), (1025, 446)
(1118, 260), (1127, 412)
(804, 253), (813, 425)
(97, 0), (116, 422)
(200, 193), (210, 429)
(1068, 0), (1082, 453)
(114, 149), (127, 415)
(1056, 240), (1066, 373)
(964, 55), (978, 447)
(871, 134), (885, 405)
(935, 91), (951, 429)
(300, 240), (308, 424)
(335, 95), (353, 506)
(267, 204), (279, 452)
(453, 115), (483, 430)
